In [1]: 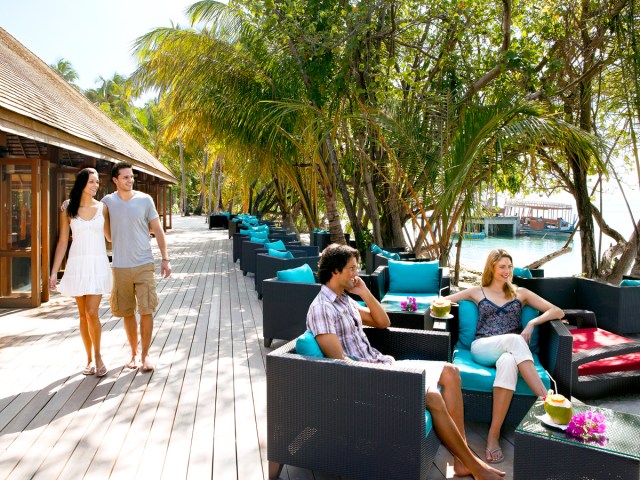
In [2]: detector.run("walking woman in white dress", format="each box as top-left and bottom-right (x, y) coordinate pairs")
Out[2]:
(49, 168), (112, 377)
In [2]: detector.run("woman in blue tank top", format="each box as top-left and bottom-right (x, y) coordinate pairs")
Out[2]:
(437, 249), (564, 464)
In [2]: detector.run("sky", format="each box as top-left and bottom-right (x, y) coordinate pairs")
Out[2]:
(1, 0), (197, 91)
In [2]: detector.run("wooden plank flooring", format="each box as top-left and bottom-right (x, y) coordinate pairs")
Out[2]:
(0, 216), (514, 479)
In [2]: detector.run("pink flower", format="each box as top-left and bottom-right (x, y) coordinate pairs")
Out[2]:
(401, 297), (418, 312)
(566, 411), (607, 443)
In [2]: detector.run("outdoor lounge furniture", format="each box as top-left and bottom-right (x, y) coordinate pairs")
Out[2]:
(365, 246), (417, 274)
(267, 327), (449, 480)
(254, 248), (320, 299)
(239, 234), (299, 274)
(564, 309), (640, 399)
(371, 262), (450, 310)
(208, 213), (230, 229)
(513, 276), (640, 335)
(262, 278), (320, 347)
(514, 401), (640, 479)
(449, 301), (573, 424)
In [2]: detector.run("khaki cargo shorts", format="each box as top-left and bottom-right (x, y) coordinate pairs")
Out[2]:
(110, 263), (158, 317)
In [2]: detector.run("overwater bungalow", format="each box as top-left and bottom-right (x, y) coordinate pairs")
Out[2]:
(0, 28), (177, 308)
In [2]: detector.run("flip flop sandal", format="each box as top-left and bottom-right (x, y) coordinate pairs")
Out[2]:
(82, 365), (96, 375)
(485, 447), (504, 464)
(96, 364), (108, 377)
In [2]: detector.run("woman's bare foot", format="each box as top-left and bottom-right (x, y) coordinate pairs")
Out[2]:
(453, 458), (472, 476)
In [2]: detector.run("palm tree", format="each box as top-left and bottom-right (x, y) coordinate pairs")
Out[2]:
(49, 58), (79, 88)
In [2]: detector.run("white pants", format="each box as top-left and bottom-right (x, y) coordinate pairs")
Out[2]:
(470, 334), (533, 391)
(394, 360), (446, 392)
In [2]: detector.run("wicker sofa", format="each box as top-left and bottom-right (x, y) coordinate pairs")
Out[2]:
(370, 263), (450, 307)
(239, 234), (299, 275)
(254, 248), (320, 299)
(261, 279), (321, 347)
(448, 302), (574, 424)
(364, 247), (417, 274)
(267, 327), (449, 480)
(514, 276), (640, 335)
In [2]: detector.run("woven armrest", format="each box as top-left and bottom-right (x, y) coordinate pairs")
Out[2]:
(538, 319), (573, 397)
(563, 309), (597, 329)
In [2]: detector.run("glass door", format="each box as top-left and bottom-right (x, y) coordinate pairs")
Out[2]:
(0, 158), (41, 307)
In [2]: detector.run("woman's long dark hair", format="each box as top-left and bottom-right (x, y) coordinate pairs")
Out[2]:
(66, 168), (98, 218)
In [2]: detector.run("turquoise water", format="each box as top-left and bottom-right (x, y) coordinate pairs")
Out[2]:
(454, 234), (582, 277)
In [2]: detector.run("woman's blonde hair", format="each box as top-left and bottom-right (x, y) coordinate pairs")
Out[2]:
(481, 248), (517, 298)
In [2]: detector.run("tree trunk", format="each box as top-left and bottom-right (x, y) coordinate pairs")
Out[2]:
(179, 138), (187, 216)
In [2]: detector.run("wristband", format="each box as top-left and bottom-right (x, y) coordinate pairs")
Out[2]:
(162, 258), (170, 261)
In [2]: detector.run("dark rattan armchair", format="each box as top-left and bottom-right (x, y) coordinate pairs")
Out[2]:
(261, 278), (321, 347)
(267, 327), (450, 480)
(448, 303), (574, 424)
(254, 248), (320, 299)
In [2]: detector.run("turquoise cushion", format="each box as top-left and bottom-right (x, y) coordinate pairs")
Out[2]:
(249, 230), (269, 239)
(456, 300), (540, 354)
(381, 250), (401, 260)
(424, 410), (433, 436)
(513, 267), (532, 278)
(269, 249), (294, 259)
(239, 229), (251, 235)
(620, 279), (640, 286)
(265, 240), (286, 251)
(277, 263), (316, 283)
(456, 300), (479, 350)
(388, 260), (439, 293)
(453, 349), (550, 395)
(371, 244), (383, 255)
(250, 224), (269, 232)
(521, 305), (541, 354)
(296, 330), (325, 357)
(250, 236), (268, 244)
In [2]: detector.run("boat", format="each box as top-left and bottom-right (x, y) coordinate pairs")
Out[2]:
(503, 199), (577, 236)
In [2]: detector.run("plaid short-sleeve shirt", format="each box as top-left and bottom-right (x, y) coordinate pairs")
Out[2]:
(306, 285), (393, 364)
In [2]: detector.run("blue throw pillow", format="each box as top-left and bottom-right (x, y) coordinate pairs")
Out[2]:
(388, 260), (439, 293)
(269, 249), (294, 259)
(250, 236), (268, 244)
(249, 230), (269, 239)
(296, 330), (325, 357)
(456, 300), (541, 353)
(620, 279), (640, 287)
(513, 267), (533, 278)
(456, 300), (479, 350)
(371, 244), (383, 255)
(265, 240), (286, 251)
(521, 305), (541, 354)
(277, 263), (316, 283)
(380, 250), (401, 260)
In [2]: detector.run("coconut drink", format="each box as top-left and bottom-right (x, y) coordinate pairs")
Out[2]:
(544, 390), (573, 425)
(431, 298), (451, 318)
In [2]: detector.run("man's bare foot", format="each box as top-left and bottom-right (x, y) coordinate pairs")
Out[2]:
(453, 458), (472, 477)
(141, 356), (154, 372)
(474, 463), (506, 479)
(126, 356), (140, 369)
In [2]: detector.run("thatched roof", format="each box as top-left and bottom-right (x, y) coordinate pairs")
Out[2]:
(0, 27), (176, 183)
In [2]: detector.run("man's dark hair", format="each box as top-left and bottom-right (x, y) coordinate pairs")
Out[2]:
(317, 243), (360, 284)
(111, 161), (133, 179)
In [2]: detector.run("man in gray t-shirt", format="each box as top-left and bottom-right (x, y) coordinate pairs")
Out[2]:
(102, 162), (171, 372)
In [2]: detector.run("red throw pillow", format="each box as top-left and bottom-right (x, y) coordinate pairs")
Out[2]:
(571, 328), (640, 376)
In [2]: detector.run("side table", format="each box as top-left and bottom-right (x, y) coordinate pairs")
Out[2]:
(514, 400), (640, 479)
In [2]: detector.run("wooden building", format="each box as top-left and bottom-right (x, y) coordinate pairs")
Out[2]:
(0, 28), (177, 308)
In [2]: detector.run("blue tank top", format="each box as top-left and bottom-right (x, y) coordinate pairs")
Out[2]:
(475, 288), (522, 339)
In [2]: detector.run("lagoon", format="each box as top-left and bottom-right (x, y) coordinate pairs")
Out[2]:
(455, 234), (582, 277)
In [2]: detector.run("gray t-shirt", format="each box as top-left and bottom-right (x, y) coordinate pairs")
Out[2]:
(102, 190), (159, 268)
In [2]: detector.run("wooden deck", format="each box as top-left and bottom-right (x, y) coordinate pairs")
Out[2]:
(0, 216), (514, 479)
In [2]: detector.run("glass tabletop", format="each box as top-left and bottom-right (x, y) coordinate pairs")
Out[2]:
(517, 400), (640, 459)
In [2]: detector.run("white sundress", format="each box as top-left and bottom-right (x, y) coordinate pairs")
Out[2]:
(58, 202), (111, 297)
